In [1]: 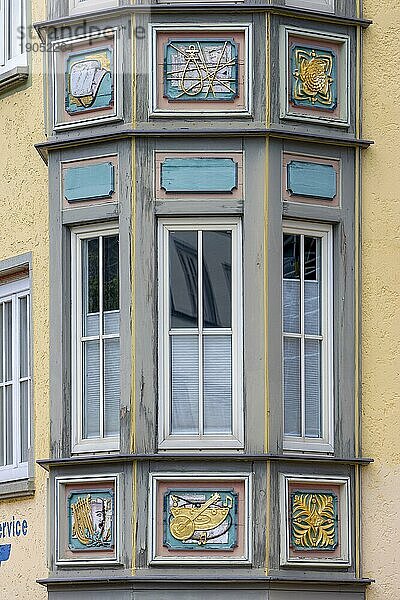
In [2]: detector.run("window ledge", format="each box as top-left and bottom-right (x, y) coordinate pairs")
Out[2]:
(0, 478), (35, 500)
(0, 66), (29, 94)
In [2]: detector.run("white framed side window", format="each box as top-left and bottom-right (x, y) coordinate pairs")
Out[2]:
(0, 276), (31, 483)
(158, 218), (243, 451)
(282, 221), (333, 453)
(71, 224), (120, 454)
(0, 0), (27, 77)
(69, 0), (118, 14)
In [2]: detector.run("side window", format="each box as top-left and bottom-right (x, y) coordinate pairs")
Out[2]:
(0, 275), (31, 482)
(282, 221), (333, 453)
(158, 218), (243, 451)
(0, 0), (27, 79)
(71, 225), (120, 453)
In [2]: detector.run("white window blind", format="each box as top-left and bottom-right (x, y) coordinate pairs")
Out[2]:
(282, 221), (333, 452)
(0, 277), (30, 482)
(159, 219), (243, 450)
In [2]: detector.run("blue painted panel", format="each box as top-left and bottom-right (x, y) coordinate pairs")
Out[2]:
(161, 158), (238, 193)
(0, 544), (11, 564)
(290, 44), (337, 112)
(287, 161), (337, 199)
(64, 162), (115, 203)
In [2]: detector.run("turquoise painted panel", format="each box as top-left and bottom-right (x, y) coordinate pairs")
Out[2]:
(64, 162), (115, 203)
(287, 161), (337, 199)
(161, 158), (238, 193)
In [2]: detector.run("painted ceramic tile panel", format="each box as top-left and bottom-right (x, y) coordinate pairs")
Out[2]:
(164, 39), (239, 102)
(56, 477), (118, 564)
(284, 31), (348, 124)
(151, 476), (250, 563)
(68, 489), (114, 551)
(53, 32), (119, 128)
(164, 489), (238, 550)
(290, 491), (338, 551)
(154, 29), (249, 114)
(65, 47), (113, 115)
(291, 44), (337, 111)
(282, 477), (350, 565)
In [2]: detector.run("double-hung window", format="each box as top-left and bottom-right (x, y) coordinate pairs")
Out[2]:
(282, 221), (333, 452)
(0, 0), (27, 81)
(71, 224), (120, 453)
(0, 275), (31, 482)
(158, 218), (243, 450)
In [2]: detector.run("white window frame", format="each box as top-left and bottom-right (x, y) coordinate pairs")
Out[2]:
(284, 0), (335, 13)
(0, 0), (27, 77)
(158, 218), (244, 451)
(282, 220), (334, 453)
(0, 277), (31, 483)
(71, 223), (120, 454)
(69, 0), (118, 15)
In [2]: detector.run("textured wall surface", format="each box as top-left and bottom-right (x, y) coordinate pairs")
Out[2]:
(0, 0), (48, 597)
(362, 1), (400, 598)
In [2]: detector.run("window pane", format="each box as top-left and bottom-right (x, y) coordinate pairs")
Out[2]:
(20, 380), (29, 462)
(203, 335), (232, 434)
(83, 238), (99, 337)
(283, 280), (300, 333)
(9, 0), (23, 60)
(170, 231), (198, 329)
(5, 301), (12, 382)
(6, 384), (13, 465)
(104, 338), (120, 437)
(83, 340), (100, 439)
(283, 234), (300, 279)
(0, 387), (4, 466)
(171, 335), (199, 434)
(304, 238), (321, 335)
(305, 339), (322, 438)
(203, 231), (232, 329)
(19, 296), (28, 378)
(283, 337), (301, 437)
(103, 235), (119, 313)
(304, 236), (318, 280)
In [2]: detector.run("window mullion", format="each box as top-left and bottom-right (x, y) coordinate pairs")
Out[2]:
(12, 293), (19, 468)
(1, 303), (5, 465)
(99, 235), (105, 440)
(300, 234), (306, 439)
(198, 230), (204, 437)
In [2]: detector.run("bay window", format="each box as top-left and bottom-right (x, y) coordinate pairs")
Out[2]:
(282, 221), (333, 452)
(158, 218), (243, 450)
(71, 224), (120, 453)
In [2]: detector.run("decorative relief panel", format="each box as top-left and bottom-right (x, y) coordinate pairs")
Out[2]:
(150, 474), (251, 564)
(52, 30), (121, 129)
(151, 26), (251, 116)
(55, 476), (120, 565)
(282, 152), (340, 206)
(155, 152), (244, 199)
(280, 475), (350, 566)
(62, 155), (118, 208)
(280, 28), (349, 126)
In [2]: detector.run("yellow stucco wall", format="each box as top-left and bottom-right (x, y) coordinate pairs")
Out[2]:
(362, 1), (400, 598)
(0, 0), (48, 597)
